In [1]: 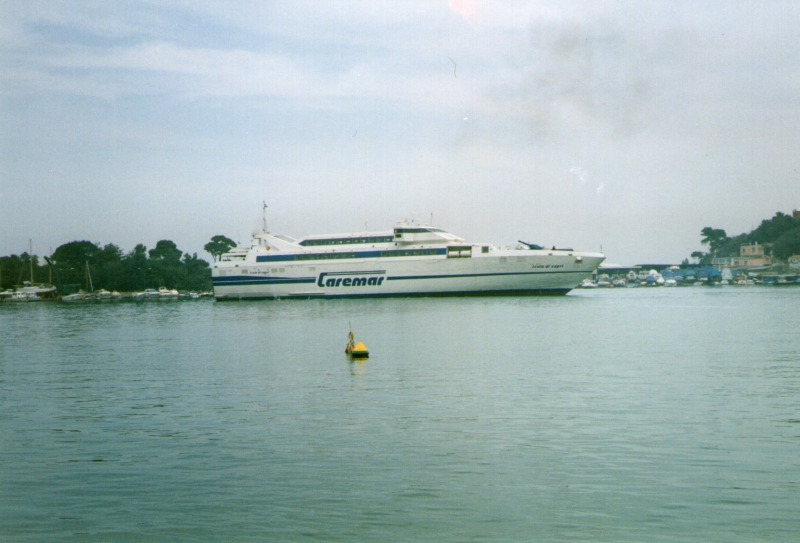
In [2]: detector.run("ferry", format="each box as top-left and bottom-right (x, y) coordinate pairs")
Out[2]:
(212, 219), (604, 300)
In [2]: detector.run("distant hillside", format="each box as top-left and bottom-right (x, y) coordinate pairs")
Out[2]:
(692, 211), (800, 265)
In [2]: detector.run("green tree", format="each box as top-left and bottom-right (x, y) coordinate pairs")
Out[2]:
(0, 254), (24, 289)
(149, 240), (183, 264)
(148, 240), (184, 288)
(700, 227), (729, 254)
(92, 243), (124, 290)
(751, 212), (798, 243)
(181, 252), (212, 291)
(204, 235), (236, 261)
(772, 227), (800, 260)
(51, 241), (101, 287)
(121, 244), (149, 291)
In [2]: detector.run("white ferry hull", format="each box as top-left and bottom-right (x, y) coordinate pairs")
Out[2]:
(213, 252), (604, 300)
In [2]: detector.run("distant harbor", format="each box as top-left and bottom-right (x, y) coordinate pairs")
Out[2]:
(586, 264), (800, 289)
(0, 288), (214, 302)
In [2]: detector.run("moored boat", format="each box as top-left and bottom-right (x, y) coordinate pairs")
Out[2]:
(62, 291), (90, 302)
(7, 291), (40, 302)
(158, 287), (179, 298)
(12, 282), (59, 300)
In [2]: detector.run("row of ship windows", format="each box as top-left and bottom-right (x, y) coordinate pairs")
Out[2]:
(294, 249), (442, 260)
(219, 268), (287, 276)
(300, 236), (394, 246)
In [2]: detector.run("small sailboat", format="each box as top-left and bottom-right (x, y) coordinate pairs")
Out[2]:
(11, 241), (58, 300)
(63, 261), (93, 302)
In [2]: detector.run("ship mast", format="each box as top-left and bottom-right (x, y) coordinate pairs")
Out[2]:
(29, 239), (33, 283)
(262, 201), (268, 233)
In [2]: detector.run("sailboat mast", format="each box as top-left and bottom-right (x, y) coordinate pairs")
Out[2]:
(29, 239), (34, 283)
(86, 261), (94, 293)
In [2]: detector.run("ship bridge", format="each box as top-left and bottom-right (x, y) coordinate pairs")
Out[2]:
(393, 223), (464, 244)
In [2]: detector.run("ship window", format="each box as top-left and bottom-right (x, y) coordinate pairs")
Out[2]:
(447, 246), (472, 258)
(482, 246), (489, 253)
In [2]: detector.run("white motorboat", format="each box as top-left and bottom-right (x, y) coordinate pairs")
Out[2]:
(158, 287), (179, 298)
(62, 291), (90, 302)
(94, 288), (113, 300)
(7, 291), (39, 302)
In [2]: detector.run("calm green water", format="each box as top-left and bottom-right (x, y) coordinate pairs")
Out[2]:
(1, 288), (799, 542)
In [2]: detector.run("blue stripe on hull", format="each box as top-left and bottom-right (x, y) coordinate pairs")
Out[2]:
(386, 270), (585, 281)
(212, 276), (315, 286)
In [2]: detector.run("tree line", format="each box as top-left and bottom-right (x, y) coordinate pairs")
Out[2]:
(690, 211), (800, 265)
(0, 236), (237, 293)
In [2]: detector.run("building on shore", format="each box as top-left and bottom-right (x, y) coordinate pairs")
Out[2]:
(712, 242), (772, 269)
(789, 255), (800, 270)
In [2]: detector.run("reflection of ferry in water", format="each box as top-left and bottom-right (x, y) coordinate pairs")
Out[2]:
(212, 216), (604, 300)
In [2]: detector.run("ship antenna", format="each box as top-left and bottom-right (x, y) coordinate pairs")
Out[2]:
(262, 201), (268, 233)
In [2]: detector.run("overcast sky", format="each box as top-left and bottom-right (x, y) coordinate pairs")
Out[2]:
(2, 1), (799, 265)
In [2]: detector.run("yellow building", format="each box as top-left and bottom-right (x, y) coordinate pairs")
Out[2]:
(739, 243), (765, 257)
(712, 242), (772, 268)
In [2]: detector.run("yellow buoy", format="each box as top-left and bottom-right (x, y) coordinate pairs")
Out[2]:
(350, 341), (369, 358)
(345, 325), (369, 358)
